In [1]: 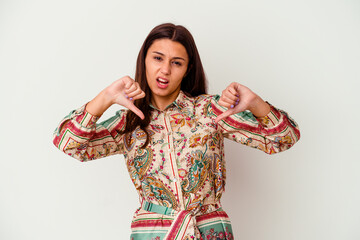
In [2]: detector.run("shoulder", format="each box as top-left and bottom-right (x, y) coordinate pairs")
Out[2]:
(192, 93), (217, 104)
(187, 94), (220, 118)
(192, 94), (222, 112)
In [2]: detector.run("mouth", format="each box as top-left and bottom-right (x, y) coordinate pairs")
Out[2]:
(156, 77), (169, 88)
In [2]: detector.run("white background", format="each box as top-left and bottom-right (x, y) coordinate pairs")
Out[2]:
(1, 0), (359, 239)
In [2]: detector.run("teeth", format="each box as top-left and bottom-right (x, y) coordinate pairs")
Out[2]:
(157, 78), (168, 83)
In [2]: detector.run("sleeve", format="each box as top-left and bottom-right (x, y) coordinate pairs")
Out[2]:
(52, 104), (127, 162)
(210, 95), (300, 154)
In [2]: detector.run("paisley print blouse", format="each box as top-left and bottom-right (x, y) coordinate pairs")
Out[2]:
(53, 90), (300, 239)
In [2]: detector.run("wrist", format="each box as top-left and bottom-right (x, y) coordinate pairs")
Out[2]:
(86, 90), (113, 117)
(102, 87), (117, 105)
(249, 96), (270, 117)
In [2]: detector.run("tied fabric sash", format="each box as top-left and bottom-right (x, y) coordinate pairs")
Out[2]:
(141, 201), (205, 239)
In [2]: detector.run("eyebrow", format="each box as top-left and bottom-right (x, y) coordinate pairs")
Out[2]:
(152, 51), (186, 61)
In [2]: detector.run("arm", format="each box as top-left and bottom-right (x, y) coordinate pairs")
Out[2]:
(52, 76), (146, 161)
(53, 106), (127, 161)
(212, 82), (300, 154)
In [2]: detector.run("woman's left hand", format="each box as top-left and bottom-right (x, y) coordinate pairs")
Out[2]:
(215, 82), (271, 124)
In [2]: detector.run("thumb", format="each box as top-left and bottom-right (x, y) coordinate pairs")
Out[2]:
(215, 109), (235, 124)
(215, 101), (248, 124)
(125, 101), (145, 120)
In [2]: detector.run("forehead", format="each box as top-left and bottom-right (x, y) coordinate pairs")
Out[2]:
(148, 39), (188, 60)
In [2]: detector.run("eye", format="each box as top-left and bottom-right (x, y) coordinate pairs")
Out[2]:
(173, 61), (182, 66)
(154, 56), (162, 61)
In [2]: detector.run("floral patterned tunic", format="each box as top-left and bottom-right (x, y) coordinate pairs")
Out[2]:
(53, 90), (300, 239)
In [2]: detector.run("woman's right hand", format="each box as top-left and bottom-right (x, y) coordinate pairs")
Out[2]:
(86, 76), (146, 119)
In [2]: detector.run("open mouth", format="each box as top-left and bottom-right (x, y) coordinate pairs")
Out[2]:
(156, 78), (169, 88)
(157, 78), (169, 85)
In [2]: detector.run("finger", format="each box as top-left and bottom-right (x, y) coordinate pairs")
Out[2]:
(127, 89), (145, 100)
(125, 83), (142, 97)
(225, 88), (239, 101)
(122, 83), (139, 100)
(215, 109), (235, 124)
(219, 95), (239, 109)
(215, 99), (248, 123)
(124, 83), (137, 94)
(218, 98), (232, 108)
(232, 100), (247, 113)
(221, 94), (238, 106)
(126, 102), (145, 120)
(227, 86), (238, 97)
(123, 77), (134, 89)
(125, 80), (140, 92)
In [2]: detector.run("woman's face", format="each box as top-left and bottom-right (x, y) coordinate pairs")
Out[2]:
(145, 38), (189, 107)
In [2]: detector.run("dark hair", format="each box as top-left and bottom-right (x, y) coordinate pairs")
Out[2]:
(119, 23), (207, 148)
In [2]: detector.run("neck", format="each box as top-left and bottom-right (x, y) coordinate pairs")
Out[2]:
(151, 90), (180, 111)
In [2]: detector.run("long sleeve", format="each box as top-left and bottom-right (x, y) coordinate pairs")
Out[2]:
(53, 104), (127, 162)
(210, 95), (300, 154)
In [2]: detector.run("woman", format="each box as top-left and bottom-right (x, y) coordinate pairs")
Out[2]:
(53, 23), (300, 240)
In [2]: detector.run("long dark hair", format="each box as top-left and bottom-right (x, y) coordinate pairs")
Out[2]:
(119, 23), (207, 148)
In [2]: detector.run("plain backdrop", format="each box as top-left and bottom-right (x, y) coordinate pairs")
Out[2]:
(1, 0), (359, 239)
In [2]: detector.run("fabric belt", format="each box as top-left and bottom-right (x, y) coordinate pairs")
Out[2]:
(141, 201), (220, 240)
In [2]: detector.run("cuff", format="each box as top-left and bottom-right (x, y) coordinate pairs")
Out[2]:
(255, 103), (282, 128)
(72, 103), (100, 128)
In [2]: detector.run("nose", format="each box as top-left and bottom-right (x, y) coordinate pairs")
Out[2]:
(160, 61), (171, 75)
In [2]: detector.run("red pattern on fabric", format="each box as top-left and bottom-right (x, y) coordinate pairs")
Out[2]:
(212, 103), (300, 140)
(196, 210), (229, 222)
(53, 92), (301, 238)
(166, 211), (189, 239)
(211, 103), (261, 133)
(131, 219), (172, 228)
(53, 114), (126, 147)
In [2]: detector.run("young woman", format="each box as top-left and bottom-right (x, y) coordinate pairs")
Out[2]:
(53, 23), (300, 240)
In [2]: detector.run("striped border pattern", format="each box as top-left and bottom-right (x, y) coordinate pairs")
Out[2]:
(53, 105), (126, 161)
(211, 98), (300, 154)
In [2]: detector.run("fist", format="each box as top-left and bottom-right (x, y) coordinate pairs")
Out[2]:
(215, 82), (258, 123)
(106, 76), (146, 119)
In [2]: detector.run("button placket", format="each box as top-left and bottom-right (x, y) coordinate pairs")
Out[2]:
(163, 110), (184, 209)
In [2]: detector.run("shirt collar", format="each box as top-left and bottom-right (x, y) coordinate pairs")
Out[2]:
(149, 90), (191, 112)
